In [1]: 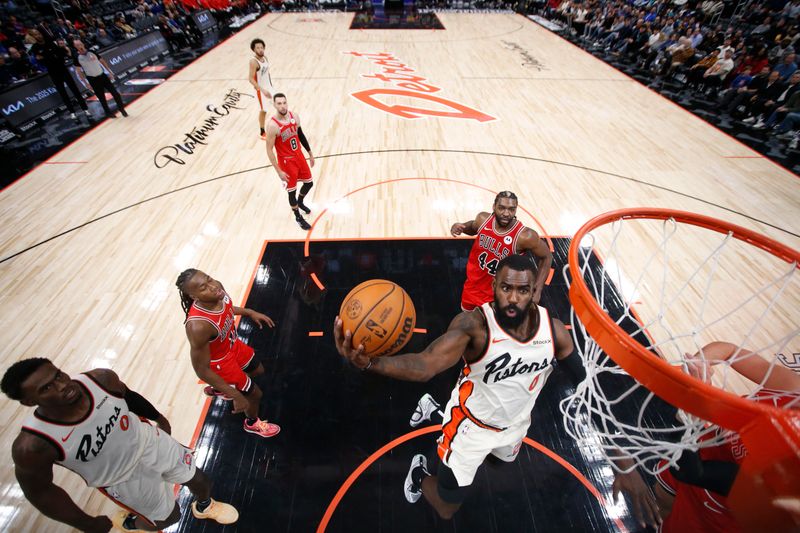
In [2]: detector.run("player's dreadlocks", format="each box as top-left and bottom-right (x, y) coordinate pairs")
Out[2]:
(494, 190), (518, 204)
(176, 268), (199, 318)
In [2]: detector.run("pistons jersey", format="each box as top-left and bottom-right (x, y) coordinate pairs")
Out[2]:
(186, 293), (238, 362)
(271, 112), (303, 160)
(454, 302), (556, 430)
(21, 374), (144, 487)
(462, 214), (525, 309)
(254, 55), (274, 93)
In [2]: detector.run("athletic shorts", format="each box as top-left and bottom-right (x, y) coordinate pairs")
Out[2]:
(278, 156), (312, 192)
(209, 339), (256, 392)
(256, 87), (275, 111)
(436, 401), (530, 487)
(100, 423), (196, 525)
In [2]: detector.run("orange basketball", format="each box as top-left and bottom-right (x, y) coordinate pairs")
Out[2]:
(339, 279), (416, 357)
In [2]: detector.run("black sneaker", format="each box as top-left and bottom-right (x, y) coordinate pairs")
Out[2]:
(297, 201), (311, 214)
(295, 215), (311, 230)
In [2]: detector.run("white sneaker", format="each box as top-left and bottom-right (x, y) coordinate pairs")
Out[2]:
(409, 393), (441, 427)
(789, 138), (799, 150)
(404, 454), (428, 504)
(742, 116), (757, 124)
(84, 109), (92, 117)
(69, 112), (77, 119)
(753, 120), (766, 129)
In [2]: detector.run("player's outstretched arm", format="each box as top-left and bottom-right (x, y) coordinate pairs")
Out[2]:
(450, 212), (490, 237)
(334, 312), (476, 382)
(552, 318), (585, 385)
(233, 305), (275, 329)
(518, 228), (552, 304)
(12, 435), (113, 533)
(86, 368), (172, 434)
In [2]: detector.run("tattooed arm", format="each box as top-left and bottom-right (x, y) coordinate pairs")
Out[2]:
(333, 311), (484, 382)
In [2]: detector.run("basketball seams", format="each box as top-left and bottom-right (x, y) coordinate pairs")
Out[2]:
(350, 282), (396, 342)
(368, 286), (406, 355)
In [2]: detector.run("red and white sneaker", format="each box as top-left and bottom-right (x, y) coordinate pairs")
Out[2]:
(203, 386), (232, 401)
(244, 418), (281, 438)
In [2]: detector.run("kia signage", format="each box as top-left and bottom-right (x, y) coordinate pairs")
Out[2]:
(102, 30), (168, 76)
(193, 10), (216, 32)
(0, 75), (64, 127)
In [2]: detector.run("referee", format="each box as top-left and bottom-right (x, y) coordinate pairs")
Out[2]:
(73, 39), (128, 119)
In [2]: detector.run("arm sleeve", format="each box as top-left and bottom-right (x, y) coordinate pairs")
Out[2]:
(124, 389), (162, 421)
(297, 126), (311, 152)
(558, 351), (587, 385)
(669, 450), (739, 496)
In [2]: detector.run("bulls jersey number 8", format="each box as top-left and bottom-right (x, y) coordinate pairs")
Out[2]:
(478, 252), (499, 276)
(290, 138), (298, 151)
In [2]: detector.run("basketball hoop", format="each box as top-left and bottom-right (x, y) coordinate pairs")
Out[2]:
(559, 208), (800, 531)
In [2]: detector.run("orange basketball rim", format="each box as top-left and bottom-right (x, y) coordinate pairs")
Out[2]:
(567, 207), (800, 532)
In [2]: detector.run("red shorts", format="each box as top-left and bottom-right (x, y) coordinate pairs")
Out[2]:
(209, 339), (256, 392)
(278, 156), (312, 192)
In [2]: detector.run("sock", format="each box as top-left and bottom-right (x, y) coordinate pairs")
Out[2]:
(260, 127), (265, 135)
(411, 465), (428, 488)
(123, 514), (138, 530)
(294, 209), (303, 219)
(245, 417), (257, 425)
(195, 498), (212, 512)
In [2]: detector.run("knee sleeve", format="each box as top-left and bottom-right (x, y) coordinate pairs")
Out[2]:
(299, 181), (313, 196)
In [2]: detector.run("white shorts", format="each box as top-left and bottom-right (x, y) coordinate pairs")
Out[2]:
(256, 86), (276, 111)
(437, 400), (530, 487)
(100, 423), (196, 525)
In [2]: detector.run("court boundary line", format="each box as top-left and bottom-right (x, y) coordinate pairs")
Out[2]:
(2, 148), (796, 266)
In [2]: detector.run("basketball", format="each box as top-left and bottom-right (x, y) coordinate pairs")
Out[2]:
(339, 279), (416, 357)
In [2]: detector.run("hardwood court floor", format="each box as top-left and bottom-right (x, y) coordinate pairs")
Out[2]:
(0, 12), (797, 532)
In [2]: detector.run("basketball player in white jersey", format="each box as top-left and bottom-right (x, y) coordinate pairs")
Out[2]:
(2, 359), (238, 532)
(334, 254), (587, 519)
(249, 38), (276, 140)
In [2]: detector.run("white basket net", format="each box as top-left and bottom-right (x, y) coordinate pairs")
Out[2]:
(559, 215), (800, 475)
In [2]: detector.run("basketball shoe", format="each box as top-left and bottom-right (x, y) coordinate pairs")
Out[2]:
(110, 510), (147, 531)
(410, 393), (441, 427)
(203, 385), (232, 401)
(295, 212), (311, 230)
(404, 454), (428, 503)
(244, 418), (281, 438)
(191, 498), (240, 524)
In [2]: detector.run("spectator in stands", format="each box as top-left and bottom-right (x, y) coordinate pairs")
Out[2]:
(685, 48), (719, 89)
(775, 52), (798, 79)
(95, 27), (114, 47)
(113, 15), (137, 39)
(657, 35), (694, 76)
(0, 54), (16, 85)
(701, 48), (735, 95)
(755, 70), (800, 129)
(7, 46), (38, 79)
(769, 37), (795, 61)
(752, 16), (772, 37)
(747, 70), (800, 128)
(157, 14), (187, 53)
(29, 27), (90, 119)
(73, 39), (127, 119)
(720, 66), (774, 117)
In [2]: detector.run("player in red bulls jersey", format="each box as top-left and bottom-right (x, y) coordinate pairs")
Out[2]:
(613, 341), (800, 532)
(450, 191), (552, 311)
(265, 93), (315, 231)
(175, 269), (281, 439)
